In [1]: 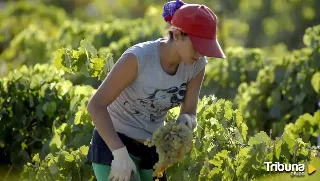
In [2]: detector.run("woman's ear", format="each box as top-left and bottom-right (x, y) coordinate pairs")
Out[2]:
(172, 29), (181, 40)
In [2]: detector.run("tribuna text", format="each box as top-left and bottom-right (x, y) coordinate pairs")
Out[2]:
(264, 162), (304, 172)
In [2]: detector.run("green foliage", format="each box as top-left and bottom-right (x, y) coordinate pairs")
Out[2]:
(53, 39), (114, 81)
(49, 109), (94, 154)
(0, 1), (67, 52)
(53, 19), (145, 50)
(19, 95), (315, 181)
(284, 111), (320, 144)
(26, 0), (319, 50)
(0, 63), (95, 168)
(21, 146), (95, 181)
(52, 18), (163, 60)
(166, 96), (313, 181)
(1, 24), (52, 68)
(98, 21), (163, 59)
(202, 47), (269, 99)
(1, 17), (163, 78)
(311, 72), (320, 95)
(221, 0), (320, 49)
(1, 1), (320, 180)
(234, 25), (320, 137)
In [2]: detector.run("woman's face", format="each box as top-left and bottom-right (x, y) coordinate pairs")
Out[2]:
(173, 30), (203, 65)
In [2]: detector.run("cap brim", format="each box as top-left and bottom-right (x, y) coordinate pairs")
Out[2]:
(189, 34), (226, 58)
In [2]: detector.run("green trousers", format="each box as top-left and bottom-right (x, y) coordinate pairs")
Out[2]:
(92, 154), (154, 181)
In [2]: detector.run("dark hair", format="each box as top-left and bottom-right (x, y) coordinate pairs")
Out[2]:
(168, 30), (188, 41)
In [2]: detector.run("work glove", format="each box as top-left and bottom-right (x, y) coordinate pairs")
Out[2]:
(108, 146), (137, 181)
(176, 114), (197, 130)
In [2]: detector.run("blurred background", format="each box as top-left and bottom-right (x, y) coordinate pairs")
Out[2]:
(1, 0), (320, 181)
(1, 0), (320, 60)
(1, 0), (320, 84)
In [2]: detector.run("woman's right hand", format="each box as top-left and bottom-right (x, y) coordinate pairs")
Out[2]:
(108, 147), (137, 181)
(86, 52), (140, 180)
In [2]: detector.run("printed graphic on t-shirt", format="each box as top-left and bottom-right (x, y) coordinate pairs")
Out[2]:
(123, 82), (187, 122)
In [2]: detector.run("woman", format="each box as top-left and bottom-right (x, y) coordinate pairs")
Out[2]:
(86, 0), (225, 181)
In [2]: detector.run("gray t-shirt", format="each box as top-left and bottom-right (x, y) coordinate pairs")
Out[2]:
(108, 38), (208, 140)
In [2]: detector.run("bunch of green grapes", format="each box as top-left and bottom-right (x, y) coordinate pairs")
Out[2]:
(144, 121), (193, 180)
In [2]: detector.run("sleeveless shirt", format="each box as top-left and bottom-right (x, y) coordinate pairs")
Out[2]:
(108, 38), (208, 140)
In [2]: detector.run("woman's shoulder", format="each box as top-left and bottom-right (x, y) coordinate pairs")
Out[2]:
(123, 39), (160, 59)
(121, 38), (161, 75)
(123, 38), (161, 58)
(129, 38), (161, 50)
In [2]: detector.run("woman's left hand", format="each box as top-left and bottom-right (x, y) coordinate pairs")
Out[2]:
(176, 114), (197, 130)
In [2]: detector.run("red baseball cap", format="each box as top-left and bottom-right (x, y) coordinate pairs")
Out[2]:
(171, 4), (226, 58)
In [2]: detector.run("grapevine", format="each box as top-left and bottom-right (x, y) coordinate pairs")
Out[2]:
(1, 1), (320, 181)
(144, 121), (193, 180)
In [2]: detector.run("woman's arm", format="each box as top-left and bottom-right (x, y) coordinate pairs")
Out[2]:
(180, 67), (206, 115)
(87, 53), (138, 152)
(177, 66), (206, 129)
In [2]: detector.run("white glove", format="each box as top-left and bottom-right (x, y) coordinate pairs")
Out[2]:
(108, 146), (137, 181)
(176, 114), (197, 130)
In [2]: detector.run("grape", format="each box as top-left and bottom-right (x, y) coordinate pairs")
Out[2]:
(144, 121), (193, 179)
